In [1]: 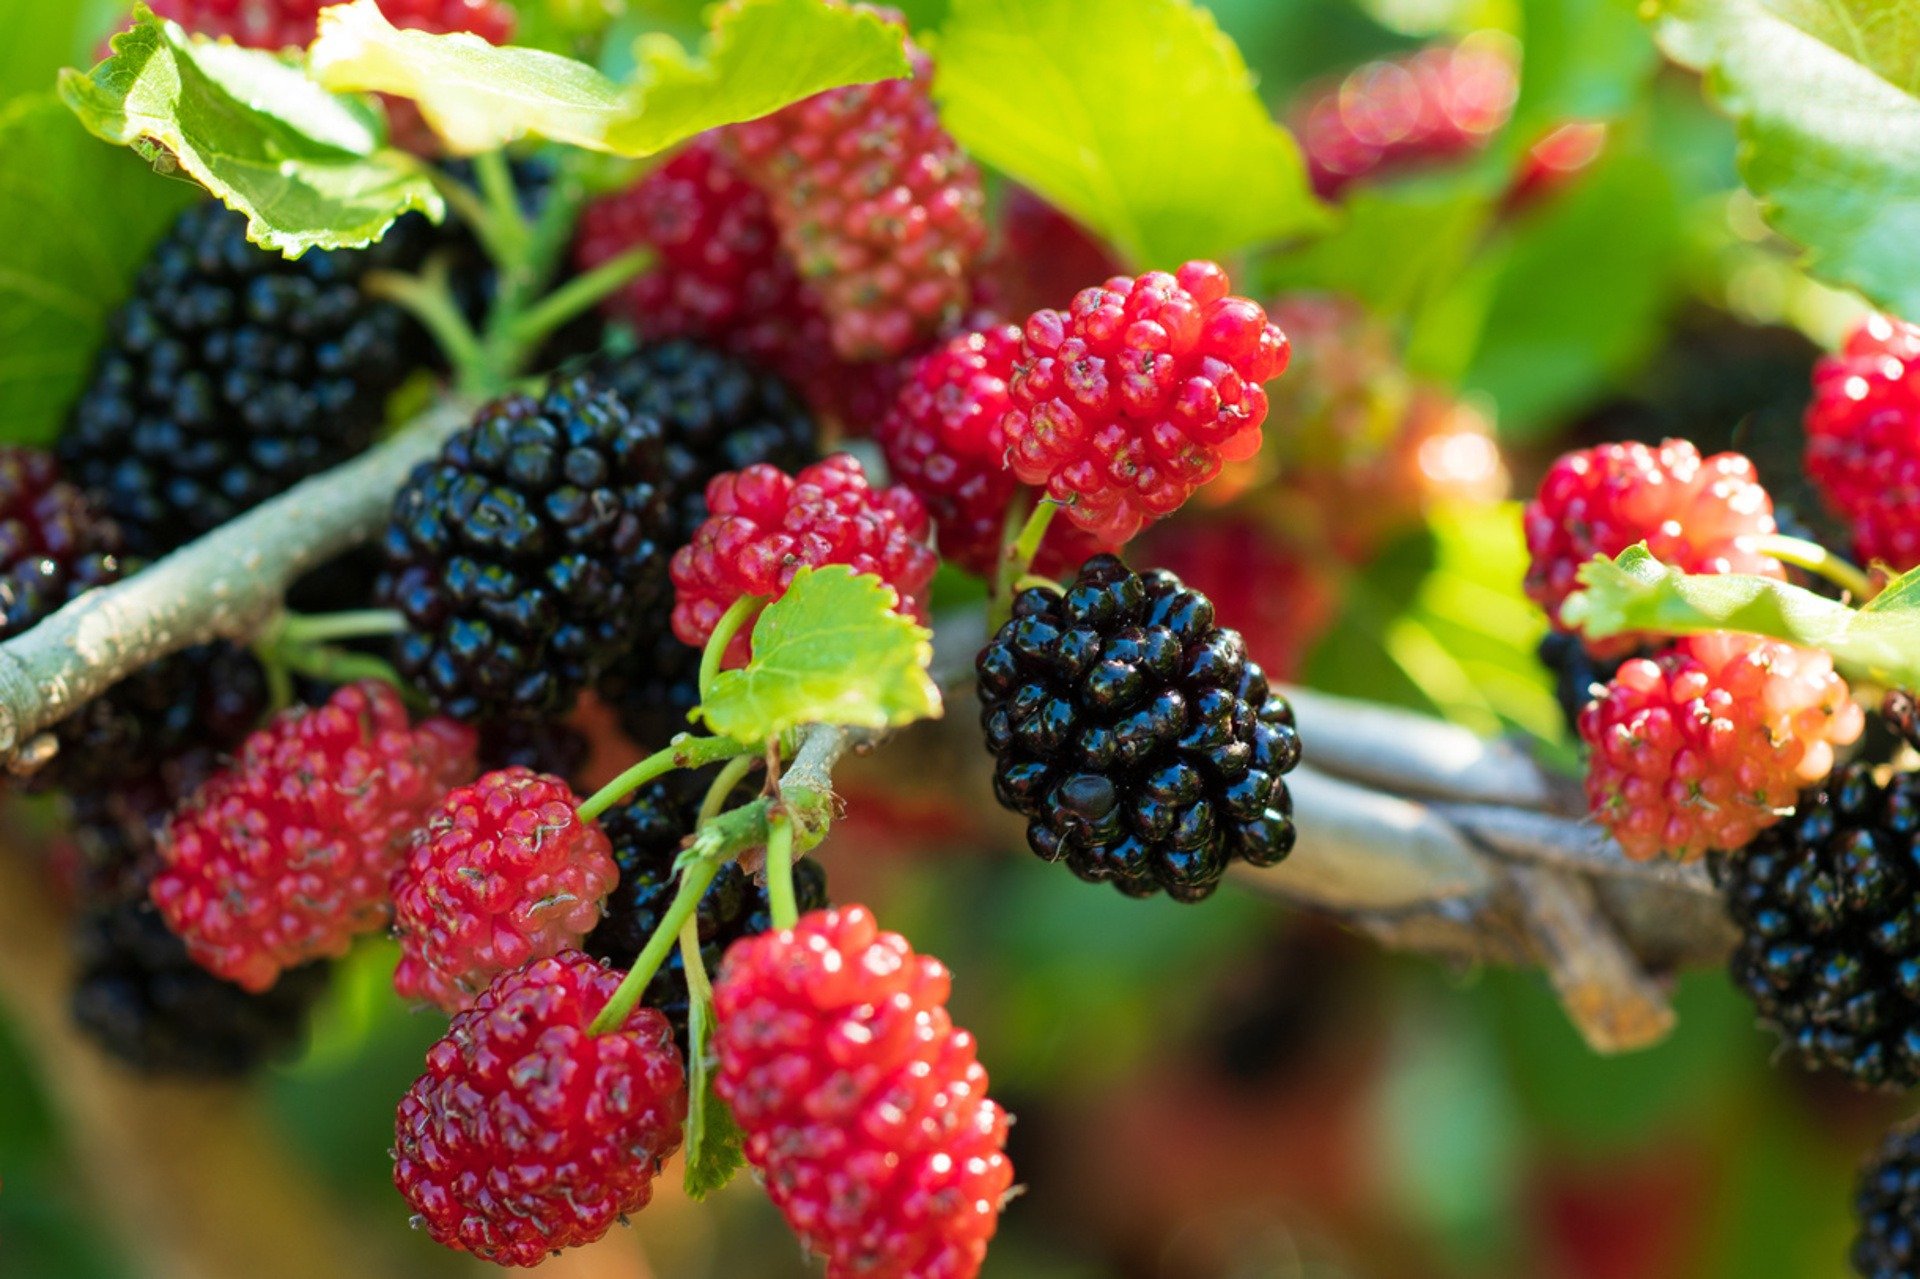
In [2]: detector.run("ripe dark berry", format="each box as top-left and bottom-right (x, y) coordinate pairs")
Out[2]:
(1524, 439), (1784, 655)
(1292, 40), (1518, 198)
(0, 447), (122, 636)
(1718, 764), (1920, 1090)
(379, 376), (670, 722)
(72, 894), (329, 1077)
(151, 682), (478, 992)
(723, 9), (988, 360)
(1538, 631), (1632, 735)
(393, 952), (686, 1267)
(976, 554), (1303, 901)
(584, 772), (828, 1047)
(713, 906), (1013, 1279)
(876, 323), (1113, 577)
(1002, 261), (1290, 544)
(391, 768), (618, 1012)
(1807, 314), (1920, 570)
(1855, 1117), (1920, 1276)
(475, 716), (591, 783)
(590, 338), (821, 548)
(61, 201), (438, 558)
(1141, 516), (1341, 685)
(669, 454), (937, 664)
(1580, 634), (1862, 861)
(595, 629), (703, 752)
(145, 0), (515, 48)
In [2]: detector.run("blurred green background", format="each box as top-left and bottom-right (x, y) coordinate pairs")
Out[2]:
(0, 0), (1896, 1277)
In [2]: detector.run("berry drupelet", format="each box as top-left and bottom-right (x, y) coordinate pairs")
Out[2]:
(1806, 313), (1920, 570)
(1717, 764), (1920, 1089)
(143, 0), (515, 49)
(1581, 633), (1862, 861)
(151, 682), (478, 992)
(877, 322), (1113, 577)
(1855, 1118), (1920, 1277)
(1002, 261), (1290, 545)
(977, 555), (1303, 901)
(72, 895), (330, 1077)
(713, 906), (1013, 1279)
(62, 201), (438, 559)
(670, 454), (937, 665)
(723, 8), (988, 361)
(391, 768), (618, 1013)
(589, 338), (820, 547)
(393, 952), (686, 1267)
(1524, 438), (1784, 655)
(584, 772), (828, 1047)
(380, 376), (670, 722)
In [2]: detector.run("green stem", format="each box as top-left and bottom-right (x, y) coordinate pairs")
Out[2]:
(698, 595), (764, 702)
(275, 609), (407, 647)
(765, 808), (798, 930)
(255, 642), (294, 714)
(589, 858), (721, 1035)
(508, 247), (652, 348)
(473, 149), (531, 258)
(429, 168), (512, 268)
(697, 754), (757, 827)
(1751, 533), (1876, 600)
(991, 495), (1059, 627)
(365, 269), (491, 394)
(576, 735), (755, 824)
(679, 910), (714, 1009)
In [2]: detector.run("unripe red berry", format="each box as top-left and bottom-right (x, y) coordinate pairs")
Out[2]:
(1806, 313), (1920, 569)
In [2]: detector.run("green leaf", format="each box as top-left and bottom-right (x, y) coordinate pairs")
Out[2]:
(1647, 0), (1920, 316)
(681, 981), (746, 1199)
(57, 6), (442, 256)
(933, 0), (1329, 269)
(310, 0), (910, 157)
(1561, 545), (1920, 687)
(0, 95), (198, 446)
(697, 565), (941, 743)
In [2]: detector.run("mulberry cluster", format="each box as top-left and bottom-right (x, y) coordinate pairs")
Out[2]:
(391, 768), (618, 1012)
(584, 772), (828, 1046)
(392, 953), (686, 1267)
(977, 555), (1303, 901)
(150, 682), (477, 992)
(1524, 439), (1783, 653)
(380, 376), (669, 722)
(1806, 313), (1920, 570)
(713, 906), (1012, 1279)
(1293, 39), (1518, 198)
(62, 201), (437, 558)
(1003, 262), (1289, 544)
(723, 10), (987, 360)
(144, 0), (515, 48)
(1579, 633), (1862, 861)
(1717, 765), (1920, 1089)
(670, 454), (937, 664)
(877, 323), (1113, 577)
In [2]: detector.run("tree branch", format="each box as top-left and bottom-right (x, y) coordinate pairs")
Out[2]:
(0, 398), (473, 768)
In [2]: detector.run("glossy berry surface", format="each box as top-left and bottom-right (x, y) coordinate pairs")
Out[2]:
(380, 376), (669, 722)
(1856, 1118), (1920, 1277)
(393, 952), (686, 1267)
(72, 895), (329, 1077)
(146, 0), (513, 46)
(1293, 39), (1517, 198)
(1524, 439), (1783, 654)
(713, 906), (1013, 1279)
(584, 772), (828, 1047)
(1717, 765), (1920, 1090)
(391, 768), (618, 1013)
(151, 682), (477, 991)
(1142, 516), (1340, 685)
(62, 201), (437, 558)
(877, 323), (1112, 577)
(669, 454), (937, 664)
(1579, 633), (1862, 861)
(723, 11), (987, 360)
(1806, 313), (1920, 569)
(1002, 261), (1289, 544)
(590, 338), (820, 548)
(0, 447), (122, 638)
(976, 554), (1303, 901)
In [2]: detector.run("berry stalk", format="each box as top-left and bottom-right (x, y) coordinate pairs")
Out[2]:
(764, 808), (798, 931)
(576, 734), (756, 824)
(698, 754), (758, 826)
(1747, 532), (1875, 600)
(588, 856), (723, 1035)
(503, 244), (652, 349)
(698, 594), (763, 700)
(990, 495), (1059, 625)
(271, 609), (408, 647)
